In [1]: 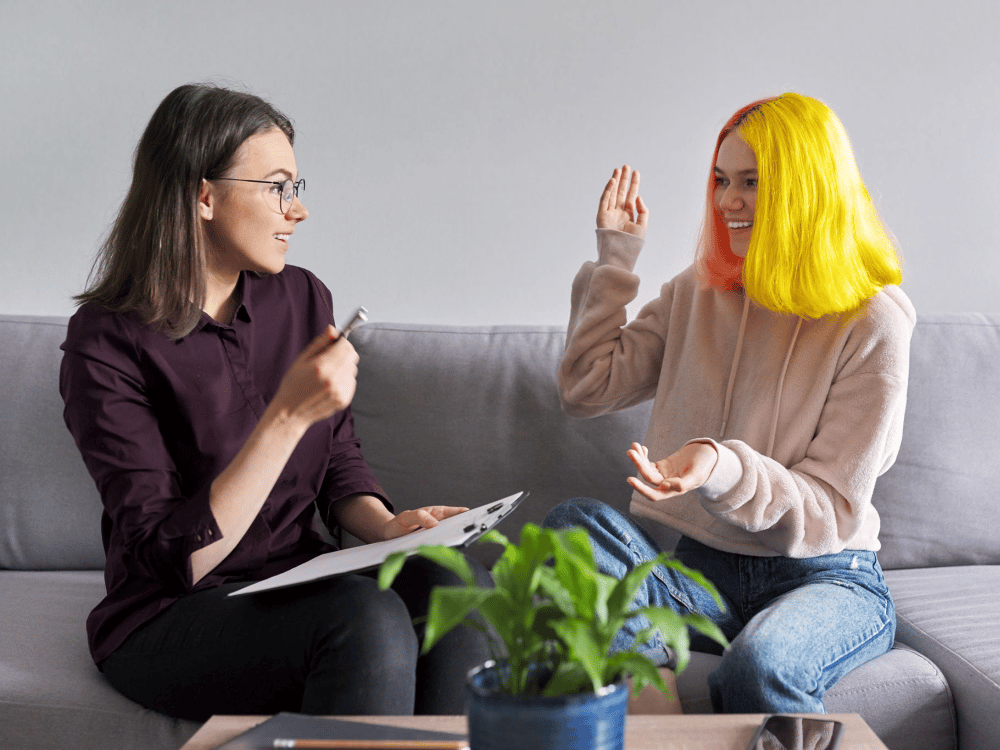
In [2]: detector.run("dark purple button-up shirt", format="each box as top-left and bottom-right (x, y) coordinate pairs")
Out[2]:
(60, 265), (389, 665)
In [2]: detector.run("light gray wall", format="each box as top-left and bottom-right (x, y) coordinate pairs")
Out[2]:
(3, 1), (998, 325)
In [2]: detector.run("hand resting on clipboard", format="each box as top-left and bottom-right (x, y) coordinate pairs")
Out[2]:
(229, 491), (526, 597)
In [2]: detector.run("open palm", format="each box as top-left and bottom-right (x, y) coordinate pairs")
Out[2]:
(597, 164), (648, 239)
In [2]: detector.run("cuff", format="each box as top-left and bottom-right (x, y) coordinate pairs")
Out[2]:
(596, 229), (644, 271)
(687, 439), (743, 500)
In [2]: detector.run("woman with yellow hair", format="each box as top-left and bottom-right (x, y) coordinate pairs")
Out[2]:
(546, 93), (914, 713)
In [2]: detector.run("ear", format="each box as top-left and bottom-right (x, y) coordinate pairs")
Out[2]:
(198, 178), (214, 221)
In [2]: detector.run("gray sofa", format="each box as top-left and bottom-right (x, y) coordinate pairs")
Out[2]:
(2, 314), (998, 750)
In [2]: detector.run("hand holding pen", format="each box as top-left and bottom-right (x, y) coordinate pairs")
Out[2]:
(269, 307), (368, 429)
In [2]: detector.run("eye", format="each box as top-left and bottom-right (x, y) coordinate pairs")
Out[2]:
(713, 176), (727, 186)
(746, 177), (758, 188)
(268, 182), (283, 194)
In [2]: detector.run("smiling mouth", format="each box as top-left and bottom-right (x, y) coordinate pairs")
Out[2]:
(726, 221), (753, 230)
(273, 234), (291, 242)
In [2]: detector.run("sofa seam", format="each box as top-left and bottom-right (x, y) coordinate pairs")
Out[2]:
(896, 612), (1000, 689)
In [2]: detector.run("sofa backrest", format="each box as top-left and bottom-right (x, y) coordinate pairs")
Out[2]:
(867, 314), (1000, 569)
(0, 316), (106, 570)
(3, 313), (998, 572)
(349, 324), (671, 567)
(350, 317), (1000, 571)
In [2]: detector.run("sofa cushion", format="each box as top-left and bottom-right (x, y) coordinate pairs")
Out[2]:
(675, 647), (956, 750)
(886, 566), (1000, 750)
(350, 324), (676, 564)
(872, 314), (1000, 569)
(0, 316), (106, 570)
(0, 570), (200, 750)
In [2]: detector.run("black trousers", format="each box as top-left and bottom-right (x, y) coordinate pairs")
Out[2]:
(100, 556), (493, 721)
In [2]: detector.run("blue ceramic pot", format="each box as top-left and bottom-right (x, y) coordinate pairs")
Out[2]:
(465, 661), (628, 750)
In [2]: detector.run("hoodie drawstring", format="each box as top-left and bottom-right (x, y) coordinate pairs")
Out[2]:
(719, 293), (803, 458)
(767, 317), (803, 457)
(719, 294), (750, 439)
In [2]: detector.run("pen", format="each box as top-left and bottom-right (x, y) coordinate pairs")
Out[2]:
(339, 306), (368, 340)
(272, 740), (469, 749)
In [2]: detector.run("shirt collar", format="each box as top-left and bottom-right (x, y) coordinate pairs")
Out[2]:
(193, 272), (253, 333)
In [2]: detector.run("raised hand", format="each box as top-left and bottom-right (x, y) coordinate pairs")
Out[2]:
(271, 326), (359, 429)
(597, 165), (648, 239)
(381, 505), (470, 540)
(626, 441), (718, 501)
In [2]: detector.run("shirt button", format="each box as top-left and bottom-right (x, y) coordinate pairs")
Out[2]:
(196, 534), (202, 542)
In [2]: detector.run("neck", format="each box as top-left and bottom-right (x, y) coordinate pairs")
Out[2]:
(204, 270), (240, 324)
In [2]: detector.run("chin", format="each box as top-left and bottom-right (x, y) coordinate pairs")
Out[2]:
(257, 257), (286, 276)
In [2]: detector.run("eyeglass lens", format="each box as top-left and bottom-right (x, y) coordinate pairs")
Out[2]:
(279, 179), (304, 214)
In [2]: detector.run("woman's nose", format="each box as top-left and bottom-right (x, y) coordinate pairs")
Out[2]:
(288, 197), (309, 221)
(720, 188), (744, 211)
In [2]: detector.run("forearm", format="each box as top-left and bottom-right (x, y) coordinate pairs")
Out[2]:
(330, 493), (396, 544)
(189, 405), (309, 584)
(560, 230), (666, 415)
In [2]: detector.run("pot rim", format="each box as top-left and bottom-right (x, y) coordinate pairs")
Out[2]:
(466, 660), (628, 704)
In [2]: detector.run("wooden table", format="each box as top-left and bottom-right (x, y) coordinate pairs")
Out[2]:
(179, 713), (889, 750)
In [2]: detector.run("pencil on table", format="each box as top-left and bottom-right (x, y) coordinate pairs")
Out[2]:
(272, 739), (469, 749)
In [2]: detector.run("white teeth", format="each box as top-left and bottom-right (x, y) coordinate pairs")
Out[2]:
(727, 221), (752, 229)
(273, 234), (290, 240)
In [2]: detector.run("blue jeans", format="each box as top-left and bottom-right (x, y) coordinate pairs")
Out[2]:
(543, 498), (896, 714)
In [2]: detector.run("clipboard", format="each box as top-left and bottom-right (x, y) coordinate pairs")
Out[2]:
(229, 491), (526, 597)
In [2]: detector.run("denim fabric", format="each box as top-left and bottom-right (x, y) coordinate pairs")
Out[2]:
(543, 498), (896, 714)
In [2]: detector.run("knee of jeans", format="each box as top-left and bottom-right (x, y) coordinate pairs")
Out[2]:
(542, 497), (606, 530)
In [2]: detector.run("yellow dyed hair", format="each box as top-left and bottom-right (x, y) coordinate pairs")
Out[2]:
(695, 93), (902, 319)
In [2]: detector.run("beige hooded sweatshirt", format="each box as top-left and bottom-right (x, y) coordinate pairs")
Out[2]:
(560, 230), (916, 558)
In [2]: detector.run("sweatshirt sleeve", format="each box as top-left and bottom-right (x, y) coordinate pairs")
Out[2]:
(692, 293), (914, 557)
(559, 229), (674, 417)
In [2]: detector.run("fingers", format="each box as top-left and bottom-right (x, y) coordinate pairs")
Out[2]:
(627, 443), (664, 486)
(627, 475), (669, 501)
(624, 167), (640, 219)
(616, 165), (631, 213)
(299, 325), (338, 360)
(430, 505), (470, 519)
(635, 195), (649, 228)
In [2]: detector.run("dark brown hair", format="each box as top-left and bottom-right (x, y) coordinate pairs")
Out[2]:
(76, 83), (294, 338)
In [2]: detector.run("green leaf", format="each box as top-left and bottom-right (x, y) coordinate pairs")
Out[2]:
(477, 590), (526, 647)
(683, 611), (729, 650)
(478, 528), (510, 548)
(549, 528), (612, 621)
(421, 586), (493, 652)
(661, 558), (727, 611)
(634, 606), (693, 673)
(551, 618), (604, 692)
(541, 661), (591, 697)
(606, 652), (671, 697)
(606, 552), (669, 617)
(377, 550), (410, 590)
(410, 544), (476, 586)
(535, 566), (577, 617)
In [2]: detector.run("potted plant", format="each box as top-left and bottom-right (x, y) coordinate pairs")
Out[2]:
(378, 522), (728, 750)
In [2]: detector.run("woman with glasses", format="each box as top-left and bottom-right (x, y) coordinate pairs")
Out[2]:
(59, 83), (489, 720)
(546, 93), (913, 714)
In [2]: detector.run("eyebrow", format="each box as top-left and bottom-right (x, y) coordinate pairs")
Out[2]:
(714, 166), (758, 175)
(263, 168), (296, 180)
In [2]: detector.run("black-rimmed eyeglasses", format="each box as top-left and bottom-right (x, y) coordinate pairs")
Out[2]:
(211, 178), (305, 214)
